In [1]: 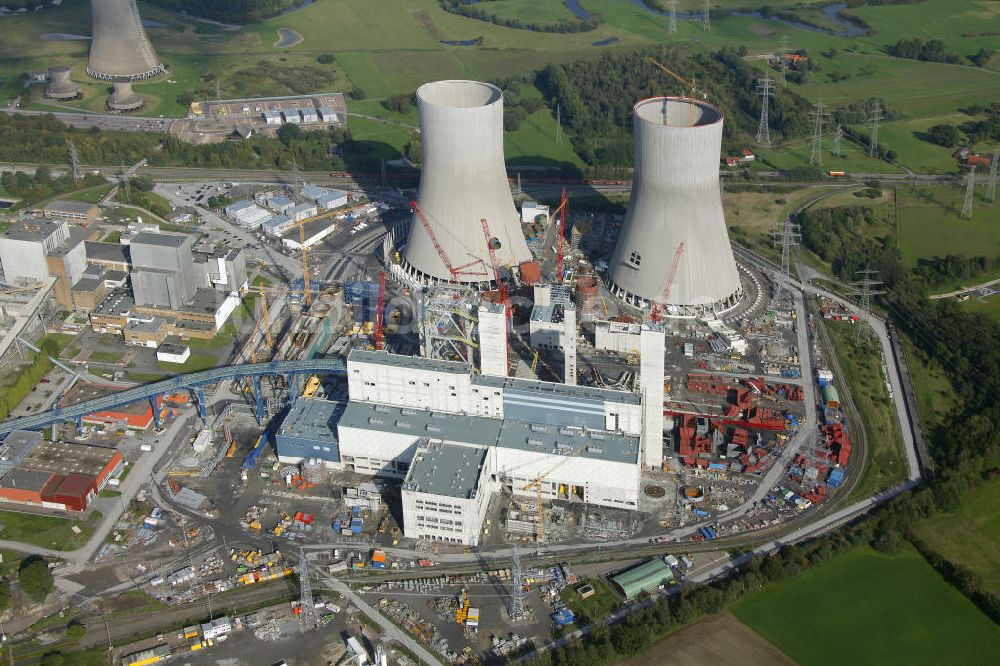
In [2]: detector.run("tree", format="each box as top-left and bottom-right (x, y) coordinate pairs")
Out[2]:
(925, 124), (961, 148)
(40, 653), (65, 666)
(18, 556), (53, 603)
(130, 174), (156, 192)
(66, 620), (86, 640)
(316, 53), (336, 65)
(350, 87), (366, 100)
(276, 122), (302, 147)
(0, 578), (10, 613)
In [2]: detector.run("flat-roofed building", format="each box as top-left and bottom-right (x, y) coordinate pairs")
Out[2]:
(41, 200), (100, 225)
(0, 219), (87, 309)
(402, 441), (493, 546)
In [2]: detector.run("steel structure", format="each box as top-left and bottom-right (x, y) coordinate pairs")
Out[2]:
(0, 359), (347, 436)
(868, 101), (883, 158)
(809, 99), (829, 166)
(88, 0), (165, 81)
(848, 268), (884, 345)
(668, 0), (678, 33)
(961, 164), (977, 220)
(755, 75), (775, 144)
(508, 543), (526, 621)
(607, 97), (743, 318)
(987, 149), (999, 204)
(833, 124), (844, 158)
(297, 548), (320, 629)
(420, 285), (478, 364)
(772, 218), (800, 299)
(399, 80), (531, 286)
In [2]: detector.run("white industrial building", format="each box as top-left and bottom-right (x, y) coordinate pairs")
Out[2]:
(276, 348), (656, 545)
(281, 109), (301, 124)
(521, 201), (550, 224)
(288, 203), (318, 222)
(224, 200), (271, 229)
(262, 214), (294, 237)
(316, 190), (350, 211)
(266, 194), (295, 215)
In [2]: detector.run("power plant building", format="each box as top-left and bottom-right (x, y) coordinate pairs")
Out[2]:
(396, 80), (531, 287)
(608, 98), (742, 318)
(276, 350), (650, 544)
(44, 66), (80, 101)
(88, 0), (165, 81)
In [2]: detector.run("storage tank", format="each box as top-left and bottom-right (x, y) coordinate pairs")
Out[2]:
(88, 0), (165, 81)
(574, 276), (598, 322)
(301, 458), (325, 483)
(400, 80), (531, 286)
(607, 97), (743, 318)
(822, 383), (840, 408)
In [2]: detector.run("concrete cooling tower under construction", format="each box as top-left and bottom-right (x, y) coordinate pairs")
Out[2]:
(400, 80), (531, 285)
(88, 0), (165, 81)
(608, 97), (743, 317)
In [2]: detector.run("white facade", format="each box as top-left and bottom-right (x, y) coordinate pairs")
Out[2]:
(594, 319), (642, 354)
(0, 236), (47, 282)
(262, 215), (294, 237)
(564, 305), (577, 385)
(639, 326), (665, 469)
(281, 223), (337, 251)
(316, 191), (350, 210)
(281, 109), (301, 124)
(521, 201), (550, 224)
(289, 203), (318, 222)
(156, 345), (190, 364)
(477, 302), (507, 378)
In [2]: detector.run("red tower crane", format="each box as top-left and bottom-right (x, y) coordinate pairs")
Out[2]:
(410, 201), (487, 281)
(651, 241), (685, 322)
(556, 188), (568, 282)
(374, 270), (386, 351)
(480, 218), (510, 318)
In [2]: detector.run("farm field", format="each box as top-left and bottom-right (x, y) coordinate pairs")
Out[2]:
(732, 544), (1000, 666)
(613, 610), (794, 666)
(912, 479), (1000, 596)
(894, 185), (1000, 267)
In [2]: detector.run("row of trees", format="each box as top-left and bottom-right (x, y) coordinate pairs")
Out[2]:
(144, 0), (301, 22)
(0, 168), (106, 207)
(439, 0), (603, 33)
(0, 345), (55, 422)
(888, 38), (964, 64)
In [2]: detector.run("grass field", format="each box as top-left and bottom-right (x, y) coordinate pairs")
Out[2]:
(895, 185), (1000, 266)
(732, 544), (1000, 666)
(825, 320), (906, 500)
(157, 352), (218, 374)
(559, 578), (621, 624)
(0, 509), (97, 550)
(912, 479), (1000, 596)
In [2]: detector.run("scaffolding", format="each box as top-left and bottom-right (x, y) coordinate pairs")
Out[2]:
(420, 285), (478, 364)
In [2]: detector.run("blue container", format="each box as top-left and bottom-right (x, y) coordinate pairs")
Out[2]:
(693, 508), (709, 518)
(352, 506), (361, 517)
(333, 519), (342, 532)
(350, 518), (363, 534)
(828, 468), (845, 488)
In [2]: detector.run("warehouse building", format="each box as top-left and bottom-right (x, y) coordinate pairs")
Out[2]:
(225, 200), (271, 230)
(0, 431), (123, 512)
(0, 219), (88, 310)
(275, 349), (649, 544)
(41, 200), (100, 225)
(610, 559), (675, 600)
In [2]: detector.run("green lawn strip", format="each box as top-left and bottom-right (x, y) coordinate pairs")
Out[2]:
(156, 353), (218, 374)
(895, 185), (1000, 267)
(731, 544), (1000, 666)
(0, 509), (98, 551)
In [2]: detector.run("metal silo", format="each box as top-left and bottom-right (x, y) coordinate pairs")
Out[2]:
(400, 80), (531, 286)
(88, 0), (165, 81)
(608, 97), (743, 317)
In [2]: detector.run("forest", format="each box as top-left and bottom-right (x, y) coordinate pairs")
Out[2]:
(536, 47), (816, 166)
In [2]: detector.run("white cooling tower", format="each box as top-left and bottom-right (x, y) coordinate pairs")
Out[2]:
(88, 0), (165, 81)
(608, 97), (743, 317)
(401, 80), (531, 285)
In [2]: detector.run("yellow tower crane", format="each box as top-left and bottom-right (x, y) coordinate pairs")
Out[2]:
(648, 58), (710, 126)
(521, 444), (588, 543)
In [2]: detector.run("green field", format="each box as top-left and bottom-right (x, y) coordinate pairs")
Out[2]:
(895, 185), (1000, 267)
(157, 352), (218, 374)
(913, 479), (1000, 596)
(732, 544), (1000, 666)
(0, 509), (97, 550)
(559, 578), (621, 624)
(825, 319), (906, 499)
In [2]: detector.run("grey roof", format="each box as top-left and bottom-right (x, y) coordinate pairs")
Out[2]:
(157, 343), (189, 355)
(2, 219), (63, 242)
(403, 441), (486, 499)
(0, 468), (53, 492)
(348, 349), (469, 375)
(93, 290), (134, 316)
(130, 232), (190, 248)
(289, 203), (316, 216)
(316, 191), (349, 206)
(496, 419), (639, 464)
(475, 374), (640, 405)
(338, 401), (501, 447)
(85, 241), (130, 264)
(72, 275), (105, 292)
(0, 430), (42, 478)
(278, 398), (345, 443)
(226, 199), (257, 213)
(43, 200), (97, 214)
(301, 185), (329, 200)
(268, 195), (294, 209)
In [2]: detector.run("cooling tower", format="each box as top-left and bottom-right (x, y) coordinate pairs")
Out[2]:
(107, 80), (144, 112)
(45, 67), (80, 100)
(400, 80), (531, 285)
(608, 97), (743, 317)
(88, 0), (165, 81)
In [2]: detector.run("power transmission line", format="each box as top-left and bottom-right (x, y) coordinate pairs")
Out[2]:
(668, 0), (678, 33)
(986, 149), (998, 203)
(848, 268), (885, 345)
(297, 547), (319, 629)
(755, 75), (775, 144)
(867, 100), (883, 158)
(118, 161), (131, 205)
(833, 124), (844, 158)
(961, 163), (977, 220)
(809, 98), (829, 166)
(779, 35), (790, 89)
(555, 103), (562, 145)
(703, 0), (710, 31)
(772, 217), (800, 299)
(509, 543), (526, 621)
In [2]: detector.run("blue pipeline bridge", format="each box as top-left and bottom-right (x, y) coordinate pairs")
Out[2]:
(0, 359), (347, 437)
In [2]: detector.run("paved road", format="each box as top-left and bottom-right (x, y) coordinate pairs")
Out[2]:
(929, 277), (1000, 299)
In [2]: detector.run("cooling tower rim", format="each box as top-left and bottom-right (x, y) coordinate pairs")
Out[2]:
(417, 80), (502, 111)
(634, 96), (723, 129)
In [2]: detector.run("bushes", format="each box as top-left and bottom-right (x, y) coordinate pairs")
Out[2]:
(0, 351), (53, 421)
(438, 0), (603, 33)
(18, 556), (53, 603)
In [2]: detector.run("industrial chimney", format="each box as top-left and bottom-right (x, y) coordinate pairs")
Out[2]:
(608, 97), (743, 317)
(88, 0), (165, 81)
(400, 80), (531, 285)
